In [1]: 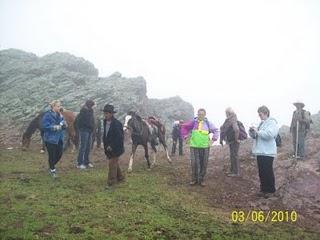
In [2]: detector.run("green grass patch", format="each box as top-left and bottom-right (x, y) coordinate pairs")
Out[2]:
(0, 149), (319, 239)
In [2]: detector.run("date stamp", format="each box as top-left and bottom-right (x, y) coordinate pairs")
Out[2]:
(231, 210), (298, 223)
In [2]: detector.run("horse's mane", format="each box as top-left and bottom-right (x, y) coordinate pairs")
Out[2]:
(23, 112), (45, 138)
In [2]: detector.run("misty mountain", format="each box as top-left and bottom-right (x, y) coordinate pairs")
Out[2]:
(0, 49), (194, 144)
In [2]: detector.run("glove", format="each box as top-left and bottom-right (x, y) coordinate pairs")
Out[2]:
(53, 125), (62, 131)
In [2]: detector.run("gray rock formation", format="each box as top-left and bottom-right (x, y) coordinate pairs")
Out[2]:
(0, 49), (194, 145)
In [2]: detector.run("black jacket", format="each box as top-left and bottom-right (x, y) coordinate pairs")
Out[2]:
(76, 107), (95, 132)
(103, 117), (124, 158)
(172, 125), (181, 140)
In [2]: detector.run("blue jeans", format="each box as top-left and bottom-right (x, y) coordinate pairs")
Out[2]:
(77, 131), (92, 166)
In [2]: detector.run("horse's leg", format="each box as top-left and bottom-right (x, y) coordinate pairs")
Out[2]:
(128, 144), (137, 173)
(71, 138), (76, 153)
(151, 143), (157, 168)
(143, 143), (151, 170)
(161, 140), (172, 163)
(40, 130), (45, 153)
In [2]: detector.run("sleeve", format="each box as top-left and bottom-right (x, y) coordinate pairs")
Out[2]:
(42, 113), (55, 132)
(257, 121), (278, 140)
(209, 122), (219, 141)
(290, 112), (295, 133)
(180, 120), (194, 139)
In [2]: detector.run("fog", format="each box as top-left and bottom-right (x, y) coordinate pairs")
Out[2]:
(1, 0), (319, 128)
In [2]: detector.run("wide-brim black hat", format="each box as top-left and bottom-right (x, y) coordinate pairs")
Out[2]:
(102, 104), (117, 113)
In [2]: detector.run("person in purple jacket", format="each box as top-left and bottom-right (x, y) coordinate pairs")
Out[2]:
(180, 108), (219, 186)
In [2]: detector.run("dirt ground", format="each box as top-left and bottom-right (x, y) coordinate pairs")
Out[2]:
(2, 133), (320, 232)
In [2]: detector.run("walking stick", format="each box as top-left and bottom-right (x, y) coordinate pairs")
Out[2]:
(295, 120), (299, 159)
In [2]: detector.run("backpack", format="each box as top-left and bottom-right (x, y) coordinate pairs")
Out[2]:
(238, 121), (248, 140)
(302, 110), (312, 130)
(226, 121), (247, 141)
(275, 134), (282, 147)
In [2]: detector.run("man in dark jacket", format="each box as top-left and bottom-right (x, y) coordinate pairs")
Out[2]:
(171, 120), (183, 156)
(103, 104), (125, 189)
(76, 99), (95, 169)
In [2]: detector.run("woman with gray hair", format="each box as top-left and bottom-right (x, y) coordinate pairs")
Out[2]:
(249, 105), (279, 198)
(220, 107), (240, 177)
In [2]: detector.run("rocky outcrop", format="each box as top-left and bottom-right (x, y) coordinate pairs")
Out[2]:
(0, 49), (194, 145)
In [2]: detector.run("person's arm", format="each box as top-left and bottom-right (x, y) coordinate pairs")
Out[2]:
(290, 112), (295, 133)
(42, 113), (61, 131)
(257, 121), (278, 140)
(209, 122), (219, 141)
(180, 120), (194, 139)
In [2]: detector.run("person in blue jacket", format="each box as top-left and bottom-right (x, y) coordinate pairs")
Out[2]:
(249, 105), (279, 198)
(42, 100), (66, 178)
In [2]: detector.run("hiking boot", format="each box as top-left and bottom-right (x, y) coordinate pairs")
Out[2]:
(256, 192), (266, 198)
(189, 181), (197, 186)
(263, 192), (276, 199)
(118, 177), (125, 183)
(49, 169), (57, 178)
(105, 185), (115, 190)
(77, 164), (87, 170)
(199, 182), (206, 187)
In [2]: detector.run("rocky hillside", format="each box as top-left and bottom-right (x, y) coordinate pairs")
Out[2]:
(0, 49), (194, 145)
(311, 111), (320, 137)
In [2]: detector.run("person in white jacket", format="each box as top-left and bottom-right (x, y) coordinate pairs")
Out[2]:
(249, 105), (279, 198)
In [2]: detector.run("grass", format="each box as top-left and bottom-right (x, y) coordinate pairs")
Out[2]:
(0, 149), (319, 239)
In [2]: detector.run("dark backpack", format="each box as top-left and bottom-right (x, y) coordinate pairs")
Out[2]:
(226, 121), (247, 141)
(238, 121), (248, 140)
(275, 134), (282, 147)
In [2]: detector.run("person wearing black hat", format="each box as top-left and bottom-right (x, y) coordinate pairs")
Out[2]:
(75, 99), (96, 169)
(290, 101), (312, 159)
(103, 104), (125, 189)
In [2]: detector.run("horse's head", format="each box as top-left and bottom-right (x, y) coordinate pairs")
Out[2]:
(123, 113), (133, 132)
(124, 111), (144, 135)
(22, 133), (30, 150)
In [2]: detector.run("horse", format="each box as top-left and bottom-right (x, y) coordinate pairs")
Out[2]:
(22, 110), (78, 152)
(123, 111), (172, 172)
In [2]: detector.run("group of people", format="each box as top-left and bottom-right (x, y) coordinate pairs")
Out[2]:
(42, 100), (125, 189)
(170, 101), (312, 198)
(41, 99), (312, 195)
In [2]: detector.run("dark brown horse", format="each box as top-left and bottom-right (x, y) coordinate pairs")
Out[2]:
(123, 111), (171, 172)
(22, 110), (78, 152)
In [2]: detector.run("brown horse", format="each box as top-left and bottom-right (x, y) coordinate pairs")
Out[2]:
(123, 111), (171, 172)
(22, 110), (78, 152)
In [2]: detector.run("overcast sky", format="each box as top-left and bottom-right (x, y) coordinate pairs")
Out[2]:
(1, 0), (319, 128)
